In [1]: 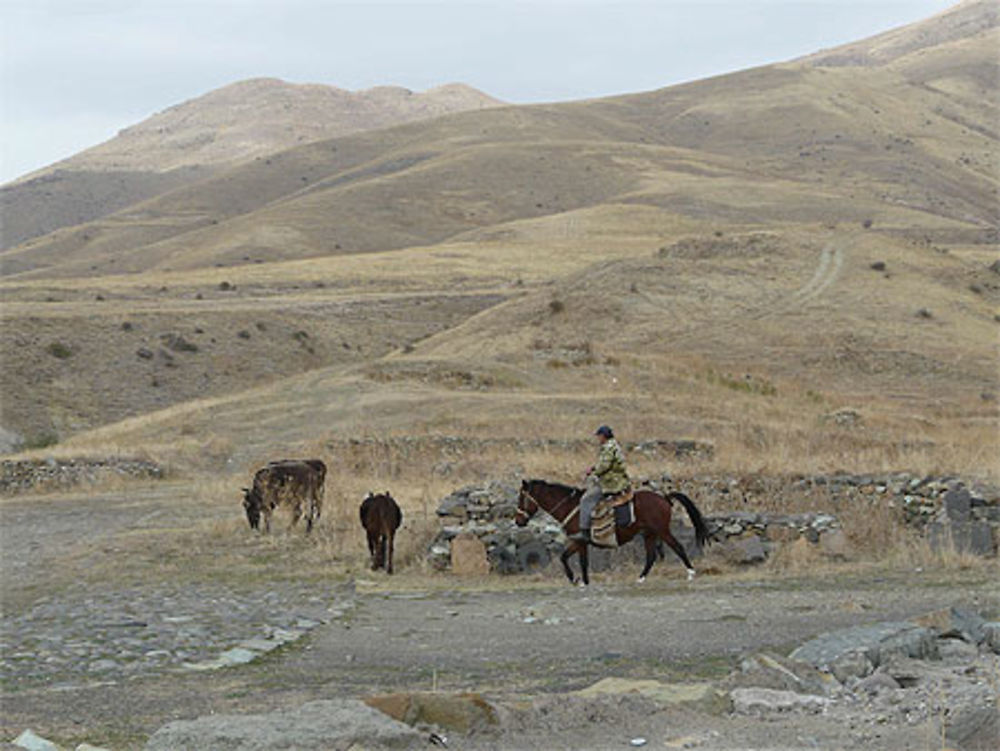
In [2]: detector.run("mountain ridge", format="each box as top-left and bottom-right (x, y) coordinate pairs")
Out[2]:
(0, 79), (504, 249)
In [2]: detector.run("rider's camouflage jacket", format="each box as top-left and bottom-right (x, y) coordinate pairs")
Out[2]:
(593, 438), (630, 494)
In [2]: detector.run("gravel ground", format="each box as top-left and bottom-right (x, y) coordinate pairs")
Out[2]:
(1, 485), (997, 750)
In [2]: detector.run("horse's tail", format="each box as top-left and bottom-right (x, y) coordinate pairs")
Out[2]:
(667, 491), (711, 549)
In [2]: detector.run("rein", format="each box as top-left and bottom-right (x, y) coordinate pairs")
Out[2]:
(516, 486), (578, 528)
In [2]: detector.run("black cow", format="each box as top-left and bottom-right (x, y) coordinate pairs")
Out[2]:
(242, 459), (326, 533)
(360, 491), (402, 574)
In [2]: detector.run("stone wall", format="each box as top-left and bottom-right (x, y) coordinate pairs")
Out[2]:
(427, 481), (568, 574)
(0, 457), (164, 495)
(660, 472), (999, 558)
(426, 472), (999, 574)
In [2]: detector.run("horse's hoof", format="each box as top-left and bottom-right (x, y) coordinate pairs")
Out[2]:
(637, 576), (646, 584)
(577, 581), (588, 589)
(686, 568), (696, 581)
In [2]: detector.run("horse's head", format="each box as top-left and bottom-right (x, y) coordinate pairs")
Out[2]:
(515, 480), (540, 527)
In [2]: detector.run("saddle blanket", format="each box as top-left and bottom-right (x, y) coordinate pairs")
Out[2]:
(590, 492), (635, 548)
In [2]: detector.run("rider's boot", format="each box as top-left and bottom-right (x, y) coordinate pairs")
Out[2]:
(571, 527), (590, 543)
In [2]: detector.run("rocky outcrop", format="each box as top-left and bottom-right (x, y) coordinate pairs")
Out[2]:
(733, 607), (1000, 750)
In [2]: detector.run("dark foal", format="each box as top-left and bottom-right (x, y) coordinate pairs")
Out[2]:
(515, 478), (712, 586)
(360, 491), (403, 574)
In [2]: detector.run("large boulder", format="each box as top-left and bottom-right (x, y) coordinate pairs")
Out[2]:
(144, 699), (422, 750)
(910, 607), (988, 645)
(927, 519), (997, 556)
(789, 622), (939, 677)
(720, 652), (841, 696)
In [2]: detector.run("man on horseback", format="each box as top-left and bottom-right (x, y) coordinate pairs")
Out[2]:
(572, 425), (631, 542)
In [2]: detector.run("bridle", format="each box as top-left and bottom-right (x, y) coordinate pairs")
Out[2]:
(515, 485), (577, 526)
(514, 490), (540, 523)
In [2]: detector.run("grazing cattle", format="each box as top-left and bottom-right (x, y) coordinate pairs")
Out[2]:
(242, 459), (326, 533)
(360, 491), (402, 574)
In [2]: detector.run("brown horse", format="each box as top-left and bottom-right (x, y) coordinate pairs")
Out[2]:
(360, 491), (403, 574)
(515, 478), (711, 586)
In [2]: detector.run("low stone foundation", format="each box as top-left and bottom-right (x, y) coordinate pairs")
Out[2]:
(0, 457), (164, 495)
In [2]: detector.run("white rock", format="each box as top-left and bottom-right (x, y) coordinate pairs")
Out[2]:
(13, 729), (61, 751)
(731, 687), (832, 714)
(216, 647), (257, 666)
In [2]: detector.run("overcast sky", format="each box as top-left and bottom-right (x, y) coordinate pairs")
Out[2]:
(1, 0), (953, 184)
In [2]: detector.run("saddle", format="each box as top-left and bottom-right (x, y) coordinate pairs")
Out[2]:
(589, 488), (635, 548)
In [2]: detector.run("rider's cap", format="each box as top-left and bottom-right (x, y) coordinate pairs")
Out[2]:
(595, 425), (613, 438)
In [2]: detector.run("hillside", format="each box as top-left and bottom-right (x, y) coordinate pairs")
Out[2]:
(51, 79), (504, 174)
(0, 1), (996, 481)
(4, 5), (997, 281)
(0, 79), (504, 250)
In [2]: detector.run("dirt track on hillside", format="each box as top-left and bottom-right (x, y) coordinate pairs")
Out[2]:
(1, 486), (998, 750)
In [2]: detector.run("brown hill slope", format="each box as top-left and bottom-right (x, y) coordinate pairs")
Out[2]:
(42, 222), (994, 480)
(3, 5), (995, 281)
(1, 2), (997, 472)
(57, 79), (504, 174)
(799, 0), (998, 67)
(0, 80), (504, 250)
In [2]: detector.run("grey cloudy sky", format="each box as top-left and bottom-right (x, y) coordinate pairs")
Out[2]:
(1, 0), (953, 184)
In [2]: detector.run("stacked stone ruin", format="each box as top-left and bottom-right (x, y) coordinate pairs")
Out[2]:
(0, 457), (164, 494)
(427, 473), (999, 574)
(427, 481), (568, 574)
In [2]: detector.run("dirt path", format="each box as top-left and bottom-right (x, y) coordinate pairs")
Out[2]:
(1, 485), (997, 750)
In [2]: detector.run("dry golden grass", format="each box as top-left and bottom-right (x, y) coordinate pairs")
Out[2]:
(1, 4), (995, 587)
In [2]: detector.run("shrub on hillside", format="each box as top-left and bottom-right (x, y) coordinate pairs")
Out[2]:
(46, 342), (73, 359)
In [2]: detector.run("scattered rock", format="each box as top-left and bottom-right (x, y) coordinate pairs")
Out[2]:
(829, 650), (874, 683)
(854, 670), (901, 695)
(719, 535), (767, 565)
(982, 622), (1000, 653)
(945, 701), (1000, 751)
(823, 408), (862, 427)
(721, 652), (840, 696)
(730, 687), (831, 714)
(11, 730), (59, 750)
(911, 606), (987, 644)
(159, 333), (199, 353)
